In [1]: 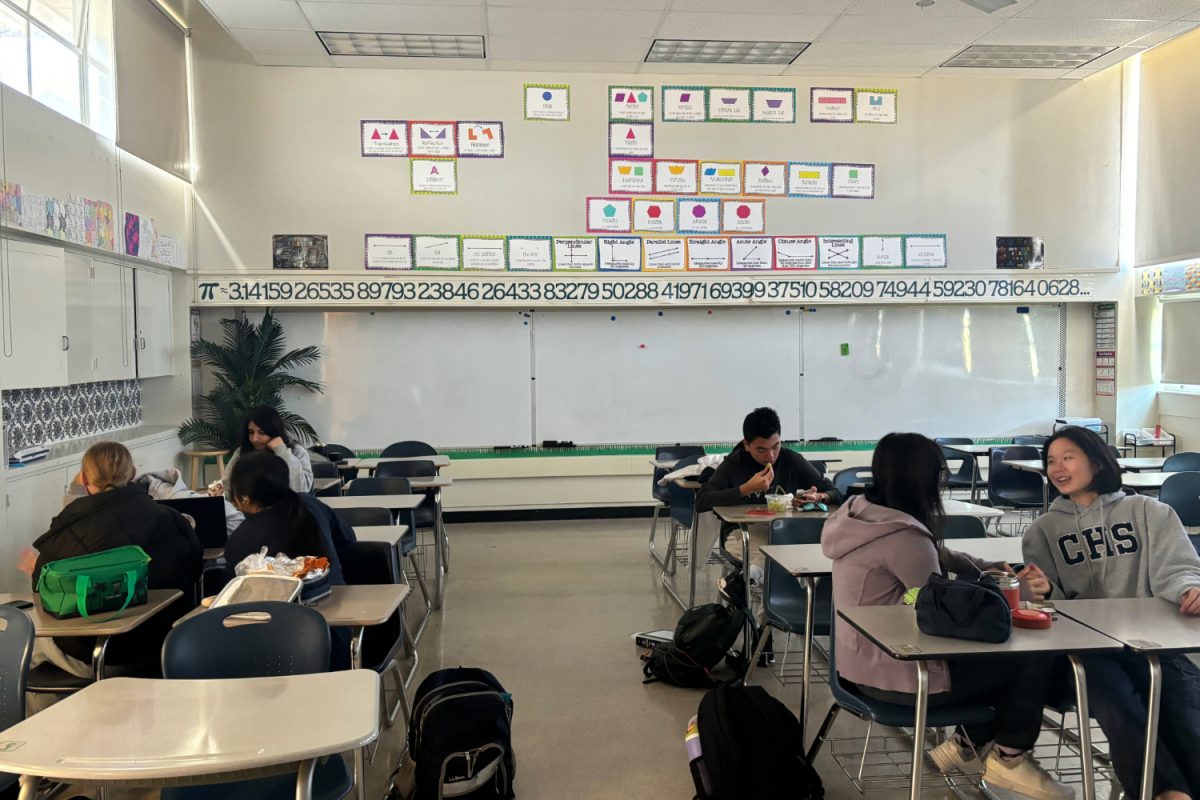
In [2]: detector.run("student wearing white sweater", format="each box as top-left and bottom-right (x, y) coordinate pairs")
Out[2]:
(217, 405), (313, 501)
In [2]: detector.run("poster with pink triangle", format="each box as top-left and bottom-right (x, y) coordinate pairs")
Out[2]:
(360, 120), (408, 157)
(609, 122), (654, 158)
(609, 86), (654, 122)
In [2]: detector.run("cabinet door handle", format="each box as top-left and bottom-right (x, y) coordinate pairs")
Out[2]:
(140, 337), (146, 350)
(62, 335), (70, 351)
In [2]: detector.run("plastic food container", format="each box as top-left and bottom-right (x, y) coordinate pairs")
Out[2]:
(765, 493), (793, 513)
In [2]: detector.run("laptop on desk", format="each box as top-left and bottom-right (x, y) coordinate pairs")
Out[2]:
(158, 496), (228, 549)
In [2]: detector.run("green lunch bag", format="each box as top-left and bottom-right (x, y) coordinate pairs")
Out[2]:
(35, 545), (151, 620)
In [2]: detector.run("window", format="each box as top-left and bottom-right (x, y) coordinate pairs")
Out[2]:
(0, 0), (115, 138)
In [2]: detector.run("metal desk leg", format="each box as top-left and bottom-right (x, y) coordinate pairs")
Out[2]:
(1139, 655), (1162, 800)
(909, 662), (929, 800)
(295, 758), (316, 800)
(1041, 475), (1049, 515)
(686, 511), (701, 608)
(18, 775), (39, 800)
(433, 512), (446, 611)
(350, 627), (367, 800)
(1068, 655), (1096, 800)
(800, 576), (815, 746)
(90, 636), (111, 681)
(740, 525), (755, 670)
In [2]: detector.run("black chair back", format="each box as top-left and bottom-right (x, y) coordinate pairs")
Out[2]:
(988, 446), (1044, 507)
(347, 477), (412, 496)
(321, 443), (357, 462)
(1164, 452), (1200, 473)
(376, 460), (436, 479)
(833, 467), (873, 497)
(1160, 472), (1200, 527)
(940, 515), (987, 539)
(334, 506), (393, 528)
(380, 441), (437, 458)
(653, 445), (706, 505)
(162, 602), (330, 679)
(1013, 435), (1049, 447)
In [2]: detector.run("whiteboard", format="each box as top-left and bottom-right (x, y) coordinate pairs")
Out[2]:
(270, 310), (533, 449)
(533, 308), (801, 445)
(801, 305), (1063, 440)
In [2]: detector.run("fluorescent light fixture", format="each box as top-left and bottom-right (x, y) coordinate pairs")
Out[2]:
(645, 39), (808, 65)
(959, 0), (1018, 12)
(941, 44), (1115, 69)
(317, 31), (485, 58)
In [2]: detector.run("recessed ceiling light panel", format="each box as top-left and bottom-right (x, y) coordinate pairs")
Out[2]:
(317, 31), (485, 58)
(941, 44), (1115, 69)
(645, 39), (809, 65)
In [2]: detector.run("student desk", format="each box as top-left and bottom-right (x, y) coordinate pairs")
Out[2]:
(347, 475), (452, 490)
(313, 476), (342, 494)
(0, 589), (183, 679)
(346, 454), (452, 472)
(1004, 459), (1053, 512)
(942, 498), (1004, 520)
(1119, 457), (1168, 471)
(837, 604), (1123, 800)
(760, 537), (1023, 745)
(713, 506), (829, 686)
(1054, 598), (1200, 800)
(321, 493), (445, 608)
(650, 456), (842, 470)
(351, 524), (411, 580)
(177, 582), (409, 800)
(0, 672), (380, 800)
(1121, 472), (1173, 492)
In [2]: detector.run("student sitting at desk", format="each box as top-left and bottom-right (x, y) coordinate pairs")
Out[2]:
(823, 433), (1070, 800)
(695, 406), (840, 579)
(221, 450), (353, 585)
(28, 442), (203, 681)
(1023, 426), (1200, 800)
(216, 405), (313, 499)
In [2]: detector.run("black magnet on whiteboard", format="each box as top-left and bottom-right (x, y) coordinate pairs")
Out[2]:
(657, 311), (663, 316)
(1016, 306), (1030, 313)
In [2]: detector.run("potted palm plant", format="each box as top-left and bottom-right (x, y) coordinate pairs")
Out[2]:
(178, 308), (323, 452)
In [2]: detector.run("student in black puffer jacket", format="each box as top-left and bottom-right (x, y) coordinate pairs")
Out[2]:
(30, 442), (203, 678)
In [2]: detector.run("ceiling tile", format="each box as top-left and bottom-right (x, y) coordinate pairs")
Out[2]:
(487, 0), (669, 8)
(300, 3), (485, 34)
(977, 16), (1166, 44)
(784, 64), (929, 76)
(796, 42), (963, 67)
(488, 36), (651, 60)
(816, 14), (1002, 43)
(931, 65), (1072, 77)
(254, 53), (335, 66)
(1071, 43), (1145, 68)
(1129, 18), (1200, 44)
(201, 0), (312, 30)
(1062, 67), (1104, 78)
(668, 0), (854, 12)
(656, 12), (838, 41)
(1016, 0), (1200, 19)
(489, 59), (642, 71)
(329, 55), (486, 68)
(487, 8), (664, 38)
(229, 27), (329, 55)
(843, 0), (1022, 17)
(636, 62), (789, 75)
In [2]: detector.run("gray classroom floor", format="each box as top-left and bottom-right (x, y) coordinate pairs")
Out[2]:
(89, 515), (1117, 800)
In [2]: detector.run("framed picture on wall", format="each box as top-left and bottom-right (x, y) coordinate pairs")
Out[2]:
(272, 235), (329, 269)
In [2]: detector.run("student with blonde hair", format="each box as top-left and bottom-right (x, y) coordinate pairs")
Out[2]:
(28, 441), (202, 680)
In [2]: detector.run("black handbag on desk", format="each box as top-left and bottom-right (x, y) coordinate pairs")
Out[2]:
(915, 570), (1012, 643)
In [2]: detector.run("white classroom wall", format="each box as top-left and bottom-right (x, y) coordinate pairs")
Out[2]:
(186, 17), (1123, 273)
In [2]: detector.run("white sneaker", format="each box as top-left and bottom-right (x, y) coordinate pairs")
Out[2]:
(928, 738), (981, 775)
(748, 564), (764, 586)
(983, 750), (1075, 800)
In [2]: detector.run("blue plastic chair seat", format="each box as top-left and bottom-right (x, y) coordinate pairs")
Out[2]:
(831, 677), (996, 729)
(162, 757), (351, 800)
(764, 579), (832, 636)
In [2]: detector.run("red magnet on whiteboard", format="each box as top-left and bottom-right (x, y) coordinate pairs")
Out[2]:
(639, 344), (646, 349)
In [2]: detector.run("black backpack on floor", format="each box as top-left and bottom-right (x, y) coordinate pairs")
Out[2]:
(643, 603), (748, 688)
(693, 684), (824, 800)
(403, 667), (515, 800)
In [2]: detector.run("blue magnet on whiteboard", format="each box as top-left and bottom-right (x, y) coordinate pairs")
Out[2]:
(1016, 306), (1030, 313)
(785, 309), (792, 315)
(657, 311), (663, 316)
(610, 315), (617, 321)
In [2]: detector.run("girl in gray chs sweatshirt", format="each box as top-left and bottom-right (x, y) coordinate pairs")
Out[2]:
(1023, 426), (1200, 800)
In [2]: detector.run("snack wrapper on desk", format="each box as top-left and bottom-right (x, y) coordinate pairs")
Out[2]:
(234, 548), (332, 604)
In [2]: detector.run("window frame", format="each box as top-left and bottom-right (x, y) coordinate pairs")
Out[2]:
(0, 0), (115, 138)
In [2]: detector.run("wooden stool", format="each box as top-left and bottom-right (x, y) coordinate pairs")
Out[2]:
(183, 449), (228, 490)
